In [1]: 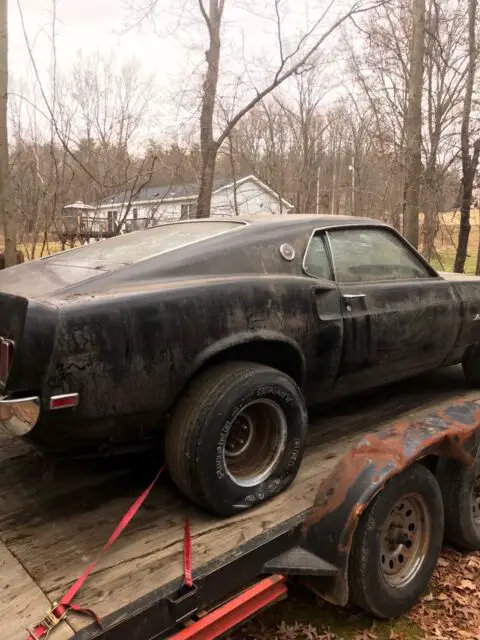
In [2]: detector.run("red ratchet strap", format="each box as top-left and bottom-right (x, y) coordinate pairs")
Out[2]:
(25, 464), (192, 639)
(183, 519), (193, 588)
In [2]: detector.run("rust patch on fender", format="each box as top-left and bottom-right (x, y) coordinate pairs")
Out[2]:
(301, 399), (480, 608)
(305, 399), (480, 532)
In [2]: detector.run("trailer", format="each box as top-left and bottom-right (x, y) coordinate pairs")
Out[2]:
(3, 367), (480, 640)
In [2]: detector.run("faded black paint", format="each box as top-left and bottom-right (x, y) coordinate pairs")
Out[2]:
(0, 214), (480, 453)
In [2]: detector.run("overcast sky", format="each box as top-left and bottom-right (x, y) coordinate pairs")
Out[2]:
(9, 0), (177, 77)
(9, 1), (355, 142)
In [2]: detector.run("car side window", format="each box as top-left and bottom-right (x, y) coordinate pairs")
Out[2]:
(303, 233), (334, 280)
(328, 227), (431, 284)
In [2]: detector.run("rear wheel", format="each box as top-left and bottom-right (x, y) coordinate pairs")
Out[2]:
(349, 464), (444, 618)
(165, 361), (308, 516)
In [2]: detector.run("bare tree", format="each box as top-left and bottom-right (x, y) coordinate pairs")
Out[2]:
(403, 0), (426, 248)
(0, 0), (16, 266)
(346, 0), (414, 229)
(422, 0), (469, 260)
(192, 0), (391, 217)
(454, 0), (479, 273)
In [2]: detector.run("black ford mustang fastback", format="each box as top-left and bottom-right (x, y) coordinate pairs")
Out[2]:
(0, 214), (479, 514)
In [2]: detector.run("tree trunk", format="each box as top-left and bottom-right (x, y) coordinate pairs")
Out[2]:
(458, 141), (480, 273)
(422, 164), (440, 261)
(422, 203), (438, 261)
(403, 0), (425, 248)
(196, 145), (218, 218)
(455, 0), (478, 273)
(227, 134), (240, 215)
(0, 0), (15, 266)
(195, 0), (224, 218)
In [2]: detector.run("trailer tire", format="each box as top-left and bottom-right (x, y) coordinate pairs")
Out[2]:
(462, 344), (480, 387)
(436, 448), (480, 550)
(349, 464), (444, 619)
(165, 361), (308, 516)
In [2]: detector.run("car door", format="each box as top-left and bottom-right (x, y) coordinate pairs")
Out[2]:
(302, 230), (345, 396)
(325, 225), (461, 391)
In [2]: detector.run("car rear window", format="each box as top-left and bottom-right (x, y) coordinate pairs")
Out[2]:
(43, 221), (244, 267)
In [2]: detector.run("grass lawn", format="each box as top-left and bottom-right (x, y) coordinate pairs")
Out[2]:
(17, 239), (79, 259)
(429, 248), (477, 274)
(230, 586), (424, 639)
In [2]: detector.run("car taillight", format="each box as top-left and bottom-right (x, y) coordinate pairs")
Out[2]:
(0, 338), (14, 384)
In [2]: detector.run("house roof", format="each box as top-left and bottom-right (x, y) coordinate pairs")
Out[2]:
(63, 200), (95, 210)
(95, 174), (294, 209)
(97, 177), (233, 207)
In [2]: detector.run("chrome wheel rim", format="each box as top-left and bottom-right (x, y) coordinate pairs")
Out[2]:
(223, 399), (287, 488)
(380, 493), (430, 588)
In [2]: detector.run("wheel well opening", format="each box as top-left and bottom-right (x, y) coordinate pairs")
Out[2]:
(417, 454), (438, 474)
(198, 339), (305, 387)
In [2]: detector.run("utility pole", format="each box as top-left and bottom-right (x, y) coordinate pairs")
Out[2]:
(348, 157), (355, 215)
(0, 0), (15, 267)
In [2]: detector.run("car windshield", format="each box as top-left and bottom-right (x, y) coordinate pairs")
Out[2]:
(43, 221), (244, 267)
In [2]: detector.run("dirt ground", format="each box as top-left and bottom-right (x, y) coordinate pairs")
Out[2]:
(230, 549), (480, 640)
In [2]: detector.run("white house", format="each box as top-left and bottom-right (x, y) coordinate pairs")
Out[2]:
(62, 175), (293, 238)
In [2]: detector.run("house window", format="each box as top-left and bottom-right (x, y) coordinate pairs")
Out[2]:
(180, 202), (197, 220)
(107, 210), (118, 233)
(132, 208), (141, 231)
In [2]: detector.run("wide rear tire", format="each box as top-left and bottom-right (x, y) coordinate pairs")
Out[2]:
(165, 361), (308, 516)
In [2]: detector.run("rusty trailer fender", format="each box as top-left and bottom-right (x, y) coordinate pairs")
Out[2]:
(301, 398), (480, 607)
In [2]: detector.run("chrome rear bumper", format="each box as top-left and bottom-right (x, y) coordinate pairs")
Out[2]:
(0, 396), (40, 436)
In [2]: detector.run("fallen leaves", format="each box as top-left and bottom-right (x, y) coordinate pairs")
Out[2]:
(231, 548), (480, 640)
(459, 579), (477, 591)
(351, 629), (377, 640)
(408, 548), (480, 640)
(436, 558), (449, 568)
(231, 620), (340, 640)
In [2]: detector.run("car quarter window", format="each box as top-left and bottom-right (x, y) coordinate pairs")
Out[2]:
(327, 227), (431, 284)
(303, 233), (334, 280)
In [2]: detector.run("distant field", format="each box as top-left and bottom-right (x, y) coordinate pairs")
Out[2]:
(16, 239), (81, 260)
(427, 210), (480, 274)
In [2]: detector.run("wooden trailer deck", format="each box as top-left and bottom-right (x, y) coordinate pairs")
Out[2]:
(1, 367), (477, 640)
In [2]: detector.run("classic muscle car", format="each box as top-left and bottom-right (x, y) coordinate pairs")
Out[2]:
(1, 214), (480, 515)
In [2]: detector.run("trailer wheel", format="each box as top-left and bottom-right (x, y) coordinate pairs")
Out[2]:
(436, 448), (480, 550)
(165, 361), (308, 516)
(349, 464), (444, 619)
(462, 344), (480, 387)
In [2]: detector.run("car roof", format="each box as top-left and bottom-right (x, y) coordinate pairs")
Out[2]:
(160, 213), (380, 231)
(236, 213), (377, 226)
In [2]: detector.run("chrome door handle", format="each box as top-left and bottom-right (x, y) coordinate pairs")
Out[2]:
(343, 293), (366, 300)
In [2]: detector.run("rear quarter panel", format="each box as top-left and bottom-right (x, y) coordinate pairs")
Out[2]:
(42, 274), (342, 442)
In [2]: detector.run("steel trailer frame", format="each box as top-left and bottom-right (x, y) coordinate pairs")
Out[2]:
(40, 399), (480, 640)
